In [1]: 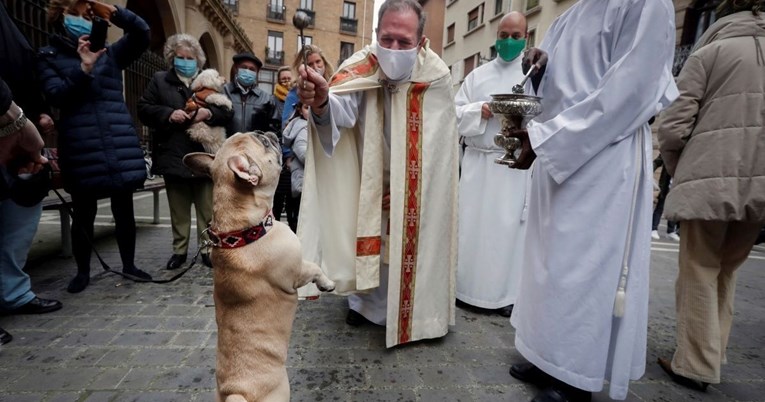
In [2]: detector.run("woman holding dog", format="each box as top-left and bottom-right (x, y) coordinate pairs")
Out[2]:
(138, 34), (232, 271)
(38, 0), (153, 293)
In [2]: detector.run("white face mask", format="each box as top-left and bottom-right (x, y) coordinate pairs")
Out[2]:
(314, 67), (325, 77)
(376, 45), (419, 81)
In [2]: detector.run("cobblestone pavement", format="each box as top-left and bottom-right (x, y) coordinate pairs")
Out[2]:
(1, 192), (764, 402)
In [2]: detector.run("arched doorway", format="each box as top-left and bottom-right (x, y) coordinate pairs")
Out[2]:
(199, 32), (220, 71)
(126, 0), (179, 53)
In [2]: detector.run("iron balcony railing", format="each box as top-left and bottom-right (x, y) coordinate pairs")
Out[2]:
(267, 4), (286, 22)
(266, 50), (285, 65)
(340, 17), (357, 34)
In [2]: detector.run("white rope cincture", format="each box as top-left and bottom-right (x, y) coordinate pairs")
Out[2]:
(614, 127), (645, 318)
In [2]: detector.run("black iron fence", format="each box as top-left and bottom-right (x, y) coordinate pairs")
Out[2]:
(2, 0), (166, 151)
(673, 44), (694, 77)
(125, 51), (168, 150)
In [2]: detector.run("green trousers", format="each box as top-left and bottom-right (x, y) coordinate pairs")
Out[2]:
(165, 178), (213, 256)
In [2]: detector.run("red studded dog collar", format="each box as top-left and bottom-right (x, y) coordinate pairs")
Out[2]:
(207, 211), (274, 249)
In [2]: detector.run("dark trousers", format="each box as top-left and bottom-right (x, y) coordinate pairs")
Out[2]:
(274, 190), (300, 232)
(652, 166), (678, 233)
(71, 191), (136, 274)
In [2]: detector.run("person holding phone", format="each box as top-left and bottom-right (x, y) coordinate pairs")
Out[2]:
(37, 0), (152, 293)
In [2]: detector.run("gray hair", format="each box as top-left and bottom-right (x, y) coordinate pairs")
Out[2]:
(377, 0), (426, 39)
(163, 34), (206, 67)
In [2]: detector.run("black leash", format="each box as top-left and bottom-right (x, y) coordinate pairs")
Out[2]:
(52, 188), (209, 284)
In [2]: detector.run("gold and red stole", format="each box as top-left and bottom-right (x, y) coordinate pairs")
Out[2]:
(298, 43), (459, 347)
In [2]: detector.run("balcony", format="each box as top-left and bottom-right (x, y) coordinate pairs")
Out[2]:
(340, 17), (357, 35)
(267, 4), (286, 23)
(266, 49), (285, 65)
(297, 8), (315, 27)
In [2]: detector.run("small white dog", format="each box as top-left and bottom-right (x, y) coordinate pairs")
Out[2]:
(186, 68), (232, 154)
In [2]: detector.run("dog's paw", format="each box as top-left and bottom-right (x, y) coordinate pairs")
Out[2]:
(316, 279), (335, 293)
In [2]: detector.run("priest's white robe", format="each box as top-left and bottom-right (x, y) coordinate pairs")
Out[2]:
(509, 1), (679, 399)
(298, 42), (459, 348)
(455, 56), (530, 309)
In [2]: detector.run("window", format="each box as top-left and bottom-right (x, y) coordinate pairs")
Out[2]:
(343, 1), (356, 19)
(268, 0), (285, 21)
(296, 36), (313, 53)
(300, 0), (313, 10)
(490, 45), (497, 59)
(267, 31), (284, 65)
(527, 28), (536, 48)
(464, 53), (477, 77)
(526, 0), (539, 11)
(223, 0), (238, 14)
(339, 42), (355, 65)
(446, 23), (455, 43)
(258, 69), (275, 94)
(467, 5), (482, 31)
(495, 0), (503, 15)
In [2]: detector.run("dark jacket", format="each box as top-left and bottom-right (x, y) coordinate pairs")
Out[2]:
(223, 82), (280, 136)
(0, 2), (46, 120)
(138, 70), (233, 179)
(37, 6), (149, 197)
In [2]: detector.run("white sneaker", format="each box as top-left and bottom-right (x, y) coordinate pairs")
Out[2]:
(651, 230), (660, 240)
(668, 232), (680, 241)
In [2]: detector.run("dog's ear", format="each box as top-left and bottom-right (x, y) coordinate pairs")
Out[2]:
(227, 155), (262, 186)
(183, 153), (215, 177)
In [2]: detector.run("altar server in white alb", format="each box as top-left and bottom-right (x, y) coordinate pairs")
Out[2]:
(295, 0), (459, 348)
(454, 11), (530, 318)
(504, 1), (679, 401)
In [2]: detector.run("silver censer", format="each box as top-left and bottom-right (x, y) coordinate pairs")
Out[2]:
(489, 93), (543, 167)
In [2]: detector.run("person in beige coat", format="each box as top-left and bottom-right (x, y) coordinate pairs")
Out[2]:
(657, 0), (765, 391)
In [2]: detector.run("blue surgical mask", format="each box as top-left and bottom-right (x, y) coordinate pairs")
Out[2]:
(63, 15), (92, 40)
(174, 57), (198, 78)
(236, 68), (257, 87)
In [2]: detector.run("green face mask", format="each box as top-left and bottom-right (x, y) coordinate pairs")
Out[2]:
(495, 37), (526, 62)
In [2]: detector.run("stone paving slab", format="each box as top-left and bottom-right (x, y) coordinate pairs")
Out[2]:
(1, 197), (764, 401)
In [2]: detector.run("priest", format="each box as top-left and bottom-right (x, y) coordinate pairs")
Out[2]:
(295, 0), (459, 348)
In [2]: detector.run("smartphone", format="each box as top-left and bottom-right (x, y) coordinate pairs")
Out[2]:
(89, 17), (108, 52)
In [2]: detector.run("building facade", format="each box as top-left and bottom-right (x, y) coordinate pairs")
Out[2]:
(233, 0), (374, 93)
(442, 0), (575, 89)
(420, 0), (446, 55)
(441, 0), (719, 89)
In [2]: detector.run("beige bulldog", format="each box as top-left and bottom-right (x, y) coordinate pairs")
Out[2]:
(184, 131), (335, 402)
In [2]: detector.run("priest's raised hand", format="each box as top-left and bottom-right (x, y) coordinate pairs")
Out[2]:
(296, 64), (330, 115)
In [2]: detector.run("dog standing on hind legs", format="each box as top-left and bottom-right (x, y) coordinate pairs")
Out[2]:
(184, 131), (335, 402)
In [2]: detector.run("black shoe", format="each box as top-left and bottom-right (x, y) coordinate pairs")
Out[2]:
(166, 254), (187, 270)
(346, 309), (369, 326)
(67, 273), (90, 293)
(123, 266), (153, 281)
(496, 304), (514, 317)
(0, 328), (12, 345)
(658, 357), (709, 391)
(201, 253), (213, 268)
(4, 297), (62, 315)
(532, 386), (592, 402)
(510, 362), (554, 386)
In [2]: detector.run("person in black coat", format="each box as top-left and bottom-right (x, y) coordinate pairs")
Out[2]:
(138, 33), (232, 270)
(37, 0), (152, 293)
